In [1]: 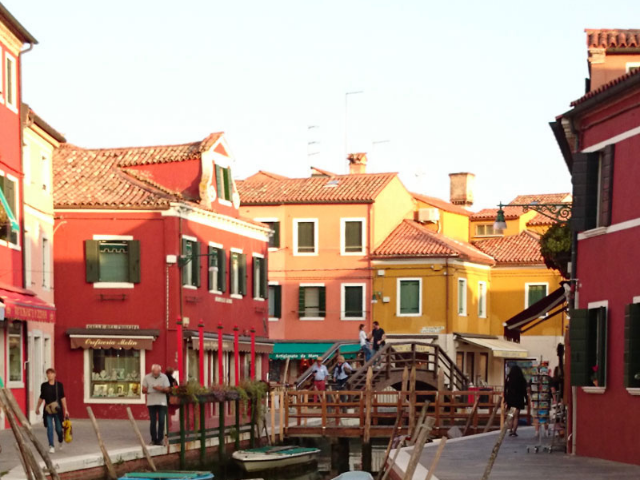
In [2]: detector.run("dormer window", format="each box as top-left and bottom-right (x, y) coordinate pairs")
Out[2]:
(216, 165), (233, 202)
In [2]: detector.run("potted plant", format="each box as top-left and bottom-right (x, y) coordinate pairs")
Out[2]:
(210, 384), (227, 402)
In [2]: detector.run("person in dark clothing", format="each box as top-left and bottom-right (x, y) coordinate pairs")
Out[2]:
(504, 365), (528, 437)
(35, 368), (69, 453)
(371, 321), (386, 353)
(551, 366), (563, 403)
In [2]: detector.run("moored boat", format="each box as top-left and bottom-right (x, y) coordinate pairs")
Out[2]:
(332, 472), (374, 480)
(232, 445), (321, 472)
(119, 472), (213, 480)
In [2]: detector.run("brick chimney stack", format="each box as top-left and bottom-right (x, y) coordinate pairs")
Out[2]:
(449, 172), (475, 207)
(347, 153), (367, 174)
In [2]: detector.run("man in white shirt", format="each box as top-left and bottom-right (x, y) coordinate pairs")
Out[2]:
(359, 323), (372, 363)
(311, 356), (329, 402)
(142, 364), (171, 446)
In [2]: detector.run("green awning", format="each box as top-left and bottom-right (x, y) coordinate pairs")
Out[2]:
(269, 343), (360, 360)
(0, 186), (18, 232)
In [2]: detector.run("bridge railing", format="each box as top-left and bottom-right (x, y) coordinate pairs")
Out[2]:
(293, 341), (363, 390)
(283, 388), (507, 437)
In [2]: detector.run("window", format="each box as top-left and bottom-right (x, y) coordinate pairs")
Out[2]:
(208, 245), (226, 293)
(268, 284), (282, 319)
(4, 53), (17, 111)
(42, 154), (51, 192)
(43, 237), (51, 289)
(398, 278), (421, 316)
(298, 285), (326, 319)
(341, 218), (365, 254)
(22, 141), (31, 185)
(571, 145), (614, 231)
(187, 348), (199, 383)
(465, 352), (475, 381)
(8, 322), (23, 384)
(478, 281), (487, 318)
(85, 239), (141, 285)
(569, 305), (607, 387)
(475, 224), (500, 237)
(89, 349), (142, 400)
(624, 303), (640, 389)
(230, 251), (247, 296)
(294, 219), (317, 255)
(215, 165), (233, 202)
(182, 238), (200, 288)
(525, 283), (548, 309)
(341, 284), (365, 320)
(253, 255), (267, 300)
(0, 175), (19, 245)
(457, 278), (467, 316)
(265, 221), (280, 249)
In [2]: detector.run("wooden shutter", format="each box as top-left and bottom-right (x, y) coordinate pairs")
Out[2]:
(219, 249), (227, 292)
(273, 285), (282, 318)
(193, 241), (201, 288)
(571, 152), (600, 232)
(181, 238), (189, 286)
(271, 222), (280, 248)
(624, 303), (640, 388)
(239, 253), (247, 295)
(598, 145), (615, 227)
(569, 309), (591, 386)
(261, 256), (268, 299)
(85, 240), (100, 283)
(208, 246), (216, 290)
(319, 286), (326, 317)
(253, 257), (260, 298)
(128, 240), (141, 284)
(298, 286), (306, 318)
(215, 166), (224, 199)
(225, 168), (233, 201)
(594, 306), (608, 386)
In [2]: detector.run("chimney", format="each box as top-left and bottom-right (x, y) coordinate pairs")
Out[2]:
(449, 172), (475, 207)
(347, 153), (367, 174)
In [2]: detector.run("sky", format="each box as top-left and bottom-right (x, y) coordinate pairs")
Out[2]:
(7, 0), (640, 209)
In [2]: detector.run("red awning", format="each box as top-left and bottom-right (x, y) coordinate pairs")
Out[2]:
(0, 284), (55, 323)
(503, 286), (567, 342)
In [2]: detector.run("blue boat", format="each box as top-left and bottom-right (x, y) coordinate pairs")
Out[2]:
(119, 472), (213, 480)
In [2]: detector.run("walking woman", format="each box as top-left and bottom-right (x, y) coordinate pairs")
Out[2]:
(35, 368), (69, 453)
(504, 365), (528, 437)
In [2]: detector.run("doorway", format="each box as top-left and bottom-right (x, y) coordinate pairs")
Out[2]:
(29, 333), (44, 423)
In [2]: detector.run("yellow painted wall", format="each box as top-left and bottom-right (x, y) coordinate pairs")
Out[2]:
(469, 210), (537, 241)
(371, 177), (416, 248)
(414, 198), (470, 242)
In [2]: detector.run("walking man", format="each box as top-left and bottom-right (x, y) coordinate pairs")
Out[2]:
(310, 357), (329, 403)
(371, 321), (386, 354)
(142, 364), (171, 446)
(333, 355), (353, 402)
(35, 368), (69, 454)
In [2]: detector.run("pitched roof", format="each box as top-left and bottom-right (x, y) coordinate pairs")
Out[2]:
(310, 166), (338, 177)
(237, 172), (397, 205)
(470, 193), (571, 222)
(473, 231), (543, 265)
(412, 192), (472, 217)
(53, 133), (223, 209)
(510, 193), (571, 204)
(22, 104), (66, 143)
(372, 220), (495, 265)
(0, 2), (37, 44)
(471, 207), (521, 221)
(586, 29), (640, 49)
(244, 170), (289, 182)
(571, 64), (640, 107)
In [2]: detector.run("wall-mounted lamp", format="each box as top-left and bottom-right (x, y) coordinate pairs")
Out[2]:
(371, 291), (383, 304)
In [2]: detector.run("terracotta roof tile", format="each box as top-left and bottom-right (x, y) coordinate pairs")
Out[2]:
(372, 220), (495, 265)
(471, 207), (522, 221)
(571, 64), (640, 106)
(310, 166), (338, 177)
(244, 170), (289, 182)
(586, 29), (640, 49)
(473, 231), (543, 265)
(471, 193), (571, 222)
(237, 173), (397, 205)
(412, 192), (472, 217)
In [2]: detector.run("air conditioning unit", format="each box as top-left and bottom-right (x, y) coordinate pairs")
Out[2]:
(417, 208), (440, 223)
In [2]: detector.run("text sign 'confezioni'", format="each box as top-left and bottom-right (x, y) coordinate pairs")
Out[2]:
(70, 336), (154, 351)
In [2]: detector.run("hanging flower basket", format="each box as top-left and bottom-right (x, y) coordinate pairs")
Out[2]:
(225, 390), (240, 401)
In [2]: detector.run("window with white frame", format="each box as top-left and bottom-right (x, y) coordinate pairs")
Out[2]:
(299, 284), (326, 318)
(478, 281), (487, 318)
(341, 283), (366, 320)
(268, 284), (282, 319)
(253, 255), (267, 300)
(86, 238), (140, 285)
(294, 219), (318, 255)
(208, 244), (225, 293)
(397, 278), (421, 316)
(457, 278), (467, 316)
(8, 322), (23, 384)
(43, 237), (51, 289)
(88, 349), (143, 401)
(4, 53), (17, 111)
(525, 283), (548, 308)
(0, 174), (19, 245)
(230, 250), (247, 296)
(475, 224), (501, 237)
(341, 218), (365, 254)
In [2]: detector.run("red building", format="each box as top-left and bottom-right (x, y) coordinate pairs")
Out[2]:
(0, 4), (56, 421)
(52, 133), (272, 419)
(552, 29), (640, 465)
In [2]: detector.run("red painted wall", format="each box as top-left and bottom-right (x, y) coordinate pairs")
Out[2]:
(53, 210), (269, 419)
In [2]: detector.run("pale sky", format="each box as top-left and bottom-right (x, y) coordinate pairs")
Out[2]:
(8, 0), (640, 209)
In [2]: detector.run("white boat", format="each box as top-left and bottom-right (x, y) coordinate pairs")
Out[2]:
(232, 445), (321, 472)
(332, 472), (374, 480)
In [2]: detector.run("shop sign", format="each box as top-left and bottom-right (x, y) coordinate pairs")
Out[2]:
(86, 324), (140, 330)
(70, 336), (154, 350)
(5, 303), (54, 322)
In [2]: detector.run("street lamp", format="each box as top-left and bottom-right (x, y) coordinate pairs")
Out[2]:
(492, 201), (572, 232)
(493, 205), (507, 232)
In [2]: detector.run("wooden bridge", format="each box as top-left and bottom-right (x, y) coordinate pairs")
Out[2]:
(294, 341), (468, 392)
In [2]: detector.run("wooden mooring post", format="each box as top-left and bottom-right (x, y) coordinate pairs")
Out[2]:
(87, 407), (118, 480)
(481, 407), (516, 480)
(218, 401), (226, 465)
(235, 399), (241, 450)
(179, 404), (186, 469)
(200, 403), (207, 466)
(362, 367), (374, 472)
(126, 407), (156, 471)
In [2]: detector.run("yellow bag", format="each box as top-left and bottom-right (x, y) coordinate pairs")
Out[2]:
(62, 419), (73, 443)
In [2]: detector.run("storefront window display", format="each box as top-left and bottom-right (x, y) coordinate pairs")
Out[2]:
(89, 349), (142, 399)
(8, 322), (23, 383)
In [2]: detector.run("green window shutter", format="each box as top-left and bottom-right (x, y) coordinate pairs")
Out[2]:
(298, 286), (306, 318)
(181, 238), (189, 286)
(225, 167), (233, 201)
(193, 241), (201, 288)
(571, 152), (600, 232)
(274, 285), (282, 318)
(208, 246), (217, 290)
(253, 257), (260, 298)
(624, 303), (640, 388)
(5, 178), (17, 244)
(569, 309), (592, 386)
(261, 256), (268, 299)
(319, 286), (326, 317)
(345, 221), (363, 252)
(527, 285), (547, 307)
(85, 240), (100, 283)
(216, 166), (224, 199)
(128, 240), (141, 284)
(239, 253), (247, 295)
(219, 249), (227, 292)
(594, 306), (608, 386)
(599, 145), (615, 227)
(400, 281), (419, 314)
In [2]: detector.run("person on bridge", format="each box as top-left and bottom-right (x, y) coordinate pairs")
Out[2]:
(333, 355), (353, 401)
(371, 321), (386, 354)
(311, 356), (329, 402)
(359, 324), (372, 363)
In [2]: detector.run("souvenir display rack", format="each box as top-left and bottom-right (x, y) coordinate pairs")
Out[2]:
(527, 363), (551, 453)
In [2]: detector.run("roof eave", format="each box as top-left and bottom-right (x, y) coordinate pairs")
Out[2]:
(565, 71), (640, 117)
(0, 3), (37, 44)
(240, 200), (375, 206)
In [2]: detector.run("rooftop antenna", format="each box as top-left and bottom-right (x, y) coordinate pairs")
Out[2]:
(308, 125), (320, 175)
(345, 90), (363, 173)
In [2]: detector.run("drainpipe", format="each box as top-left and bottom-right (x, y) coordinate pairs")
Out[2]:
(368, 203), (373, 328)
(178, 211), (184, 378)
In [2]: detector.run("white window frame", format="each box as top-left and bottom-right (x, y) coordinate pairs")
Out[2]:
(208, 241), (223, 294)
(478, 281), (487, 318)
(42, 236), (51, 290)
(341, 283), (367, 320)
(397, 278), (422, 317)
(1, 172), (21, 250)
(457, 278), (468, 316)
(83, 348), (146, 405)
(626, 62), (640, 73)
(254, 217), (280, 251)
(268, 281), (280, 322)
(340, 217), (366, 256)
(92, 234), (135, 289)
(229, 247), (243, 299)
(7, 323), (24, 388)
(253, 253), (266, 301)
(4, 52), (17, 113)
(300, 282), (325, 321)
(582, 300), (609, 394)
(524, 282), (549, 309)
(475, 224), (501, 237)
(293, 218), (318, 256)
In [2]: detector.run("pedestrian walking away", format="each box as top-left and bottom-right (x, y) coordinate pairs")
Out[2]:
(333, 355), (353, 402)
(359, 323), (372, 363)
(310, 356), (329, 402)
(142, 364), (171, 446)
(371, 321), (386, 353)
(35, 368), (69, 454)
(504, 365), (528, 437)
